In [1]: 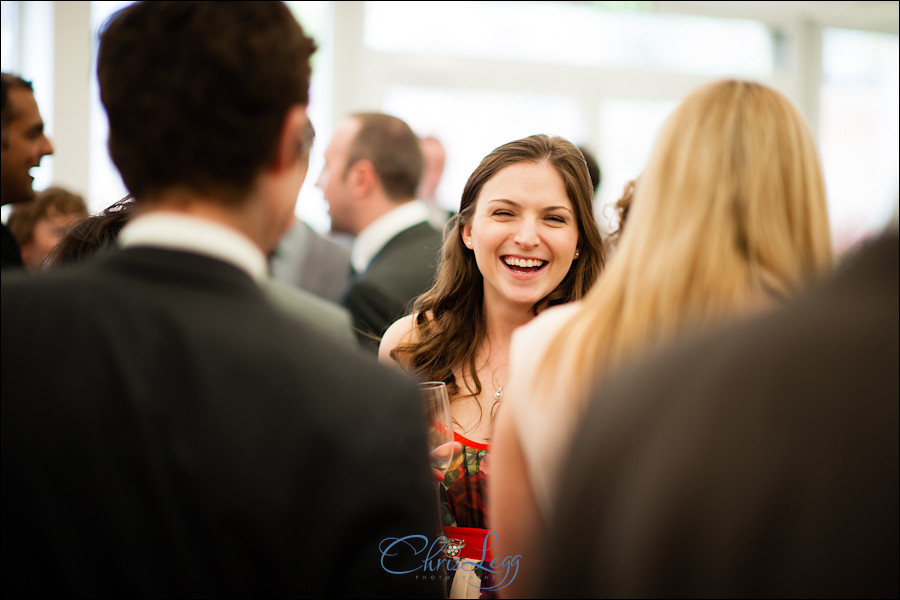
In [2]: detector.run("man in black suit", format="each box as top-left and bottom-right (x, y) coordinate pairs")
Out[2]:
(538, 230), (899, 598)
(1, 3), (442, 597)
(1, 72), (54, 270)
(317, 112), (443, 353)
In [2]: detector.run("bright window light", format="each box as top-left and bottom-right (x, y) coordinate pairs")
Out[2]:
(820, 28), (899, 252)
(365, 1), (773, 78)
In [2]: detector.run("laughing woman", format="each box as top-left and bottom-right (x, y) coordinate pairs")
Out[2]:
(379, 134), (606, 598)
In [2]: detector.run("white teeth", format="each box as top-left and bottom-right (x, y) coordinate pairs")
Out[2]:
(504, 257), (546, 268)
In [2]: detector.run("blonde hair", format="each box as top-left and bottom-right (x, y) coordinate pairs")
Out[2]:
(538, 79), (833, 407)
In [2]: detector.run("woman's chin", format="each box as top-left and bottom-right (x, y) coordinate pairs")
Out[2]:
(502, 289), (551, 309)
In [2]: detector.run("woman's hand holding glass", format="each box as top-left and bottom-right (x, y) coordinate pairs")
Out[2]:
(419, 381), (462, 481)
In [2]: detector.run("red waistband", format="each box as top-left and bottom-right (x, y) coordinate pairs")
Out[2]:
(442, 526), (494, 562)
(453, 431), (490, 451)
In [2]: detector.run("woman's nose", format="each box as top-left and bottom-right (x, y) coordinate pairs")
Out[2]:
(513, 219), (540, 248)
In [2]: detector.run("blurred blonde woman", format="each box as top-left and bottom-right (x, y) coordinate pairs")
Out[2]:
(491, 79), (833, 597)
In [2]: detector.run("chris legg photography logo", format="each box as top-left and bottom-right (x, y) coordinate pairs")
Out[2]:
(379, 531), (520, 592)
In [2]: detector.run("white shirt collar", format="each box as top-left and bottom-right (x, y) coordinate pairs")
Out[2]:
(351, 199), (430, 273)
(118, 212), (268, 280)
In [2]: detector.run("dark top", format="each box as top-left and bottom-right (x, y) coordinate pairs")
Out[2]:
(1, 222), (24, 271)
(1, 246), (443, 598)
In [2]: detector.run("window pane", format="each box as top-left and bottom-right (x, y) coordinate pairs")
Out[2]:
(820, 28), (899, 253)
(594, 98), (677, 234)
(365, 1), (773, 78)
(287, 1), (333, 232)
(89, 1), (134, 212)
(1, 1), (19, 71)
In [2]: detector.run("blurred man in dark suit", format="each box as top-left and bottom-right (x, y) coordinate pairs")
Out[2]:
(1, 3), (442, 598)
(539, 229), (898, 599)
(317, 112), (442, 353)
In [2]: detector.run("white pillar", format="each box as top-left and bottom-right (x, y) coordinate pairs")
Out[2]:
(50, 0), (92, 199)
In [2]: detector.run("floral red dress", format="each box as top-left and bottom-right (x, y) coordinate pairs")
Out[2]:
(439, 432), (497, 599)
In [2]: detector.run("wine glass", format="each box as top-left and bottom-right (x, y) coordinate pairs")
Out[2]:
(419, 381), (455, 476)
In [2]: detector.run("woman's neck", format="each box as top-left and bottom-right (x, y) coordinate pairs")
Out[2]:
(473, 294), (537, 384)
(482, 296), (535, 352)
(451, 304), (529, 444)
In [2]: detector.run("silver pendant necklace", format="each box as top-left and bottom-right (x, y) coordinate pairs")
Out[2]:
(490, 361), (509, 403)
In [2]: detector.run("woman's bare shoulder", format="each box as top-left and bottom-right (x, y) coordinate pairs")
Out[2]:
(378, 314), (420, 366)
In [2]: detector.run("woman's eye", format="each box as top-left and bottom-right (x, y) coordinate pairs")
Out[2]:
(493, 210), (514, 217)
(545, 215), (567, 224)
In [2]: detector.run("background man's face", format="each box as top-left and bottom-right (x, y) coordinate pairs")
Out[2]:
(1, 88), (54, 205)
(316, 119), (360, 235)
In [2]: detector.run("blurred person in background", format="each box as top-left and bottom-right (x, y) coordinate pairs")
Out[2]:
(577, 145), (601, 198)
(491, 79), (834, 597)
(318, 111), (443, 352)
(7, 185), (88, 270)
(539, 223), (897, 598)
(268, 215), (353, 303)
(604, 175), (638, 254)
(417, 134), (453, 229)
(1, 72), (54, 269)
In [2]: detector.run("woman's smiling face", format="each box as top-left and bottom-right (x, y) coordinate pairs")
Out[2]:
(461, 160), (580, 311)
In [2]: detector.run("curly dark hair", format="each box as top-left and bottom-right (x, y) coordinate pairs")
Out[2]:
(609, 176), (637, 245)
(44, 196), (135, 268)
(97, 1), (317, 204)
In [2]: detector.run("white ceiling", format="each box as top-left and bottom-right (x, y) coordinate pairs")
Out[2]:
(653, 1), (899, 34)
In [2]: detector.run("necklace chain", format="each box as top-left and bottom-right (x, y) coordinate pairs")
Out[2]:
(489, 361), (509, 402)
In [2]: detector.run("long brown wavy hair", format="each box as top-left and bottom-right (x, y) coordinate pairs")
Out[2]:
(391, 134), (606, 401)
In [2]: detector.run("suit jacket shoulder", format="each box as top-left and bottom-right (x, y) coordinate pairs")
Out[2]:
(270, 220), (352, 303)
(344, 221), (443, 352)
(261, 278), (357, 349)
(1, 246), (443, 598)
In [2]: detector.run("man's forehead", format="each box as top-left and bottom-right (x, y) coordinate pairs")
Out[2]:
(327, 120), (360, 155)
(343, 117), (366, 139)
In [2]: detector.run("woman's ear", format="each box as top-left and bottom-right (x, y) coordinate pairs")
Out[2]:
(461, 222), (473, 249)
